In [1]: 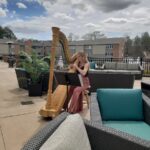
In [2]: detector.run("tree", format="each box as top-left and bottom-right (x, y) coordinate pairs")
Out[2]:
(82, 31), (105, 40)
(141, 32), (150, 52)
(0, 26), (17, 39)
(68, 33), (79, 41)
(68, 33), (74, 41)
(124, 36), (133, 56)
(0, 26), (5, 39)
(133, 35), (142, 56)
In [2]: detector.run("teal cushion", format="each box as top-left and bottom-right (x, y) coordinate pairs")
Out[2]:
(90, 62), (96, 69)
(103, 121), (150, 141)
(97, 89), (144, 121)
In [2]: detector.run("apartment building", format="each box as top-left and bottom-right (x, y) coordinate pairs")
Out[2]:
(0, 37), (126, 58)
(69, 38), (125, 58)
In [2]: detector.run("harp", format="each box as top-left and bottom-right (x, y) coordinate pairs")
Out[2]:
(39, 27), (74, 118)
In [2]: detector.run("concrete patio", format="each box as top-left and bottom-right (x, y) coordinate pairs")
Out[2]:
(0, 61), (149, 150)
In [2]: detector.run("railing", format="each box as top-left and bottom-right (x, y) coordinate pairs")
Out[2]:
(142, 58), (150, 77)
(55, 56), (150, 77)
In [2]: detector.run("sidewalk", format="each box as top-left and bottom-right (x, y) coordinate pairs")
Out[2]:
(0, 62), (89, 150)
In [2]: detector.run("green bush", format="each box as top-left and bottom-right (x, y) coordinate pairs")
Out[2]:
(21, 52), (49, 84)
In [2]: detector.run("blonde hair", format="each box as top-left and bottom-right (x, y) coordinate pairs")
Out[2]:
(77, 52), (88, 63)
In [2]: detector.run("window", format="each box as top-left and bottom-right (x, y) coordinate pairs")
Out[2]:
(69, 45), (76, 54)
(84, 45), (92, 56)
(106, 44), (113, 49)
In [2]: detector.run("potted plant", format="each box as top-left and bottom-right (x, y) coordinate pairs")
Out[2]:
(22, 52), (49, 96)
(15, 51), (32, 89)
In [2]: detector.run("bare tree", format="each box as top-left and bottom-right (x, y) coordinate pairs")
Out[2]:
(82, 31), (105, 40)
(68, 33), (79, 41)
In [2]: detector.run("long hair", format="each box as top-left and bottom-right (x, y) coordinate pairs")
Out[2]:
(77, 52), (89, 64)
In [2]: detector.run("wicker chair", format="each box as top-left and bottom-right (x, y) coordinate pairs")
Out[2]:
(21, 112), (117, 150)
(22, 110), (150, 150)
(90, 90), (150, 150)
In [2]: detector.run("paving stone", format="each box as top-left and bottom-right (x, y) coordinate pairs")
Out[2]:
(0, 127), (5, 150)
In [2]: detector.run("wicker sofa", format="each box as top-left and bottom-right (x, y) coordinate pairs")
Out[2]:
(20, 112), (116, 150)
(22, 111), (150, 150)
(99, 62), (143, 79)
(141, 80), (150, 98)
(88, 71), (134, 92)
(90, 89), (150, 150)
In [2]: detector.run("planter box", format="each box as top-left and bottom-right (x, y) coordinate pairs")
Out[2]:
(28, 83), (42, 96)
(40, 72), (58, 92)
(15, 68), (29, 90)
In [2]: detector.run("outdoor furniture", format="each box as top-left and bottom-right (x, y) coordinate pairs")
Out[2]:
(22, 111), (150, 150)
(21, 112), (92, 150)
(89, 61), (96, 69)
(88, 71), (134, 92)
(100, 62), (143, 79)
(90, 89), (150, 150)
(141, 80), (150, 98)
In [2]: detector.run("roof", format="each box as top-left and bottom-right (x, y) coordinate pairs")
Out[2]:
(0, 37), (126, 46)
(0, 39), (17, 45)
(69, 37), (126, 46)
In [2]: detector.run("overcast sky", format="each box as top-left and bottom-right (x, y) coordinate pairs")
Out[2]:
(0, 0), (150, 40)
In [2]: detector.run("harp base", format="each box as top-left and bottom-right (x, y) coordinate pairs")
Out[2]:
(39, 106), (58, 118)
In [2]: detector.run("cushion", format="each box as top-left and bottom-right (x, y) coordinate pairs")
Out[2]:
(97, 89), (144, 121)
(90, 62), (96, 69)
(116, 63), (128, 70)
(103, 121), (150, 141)
(127, 64), (139, 70)
(105, 62), (116, 69)
(40, 114), (91, 150)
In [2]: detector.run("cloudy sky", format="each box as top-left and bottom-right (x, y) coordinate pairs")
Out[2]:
(0, 0), (150, 40)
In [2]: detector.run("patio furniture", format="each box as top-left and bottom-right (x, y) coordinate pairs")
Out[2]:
(88, 72), (134, 92)
(100, 62), (143, 79)
(89, 61), (96, 69)
(90, 89), (150, 150)
(22, 111), (150, 150)
(141, 80), (150, 98)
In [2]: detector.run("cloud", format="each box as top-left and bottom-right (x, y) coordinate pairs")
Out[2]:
(53, 13), (74, 21)
(0, 0), (7, 6)
(0, 8), (7, 17)
(4, 17), (50, 34)
(16, 2), (27, 9)
(88, 0), (140, 12)
(84, 23), (100, 28)
(2, 0), (150, 40)
(103, 18), (128, 24)
(72, 3), (87, 11)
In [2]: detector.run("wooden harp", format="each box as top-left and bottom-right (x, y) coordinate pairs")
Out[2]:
(39, 27), (73, 118)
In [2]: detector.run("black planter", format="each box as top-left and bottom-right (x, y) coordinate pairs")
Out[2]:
(28, 82), (42, 96)
(15, 68), (30, 90)
(41, 73), (49, 92)
(40, 72), (58, 93)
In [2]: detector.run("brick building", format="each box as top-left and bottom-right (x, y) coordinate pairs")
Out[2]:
(0, 37), (126, 58)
